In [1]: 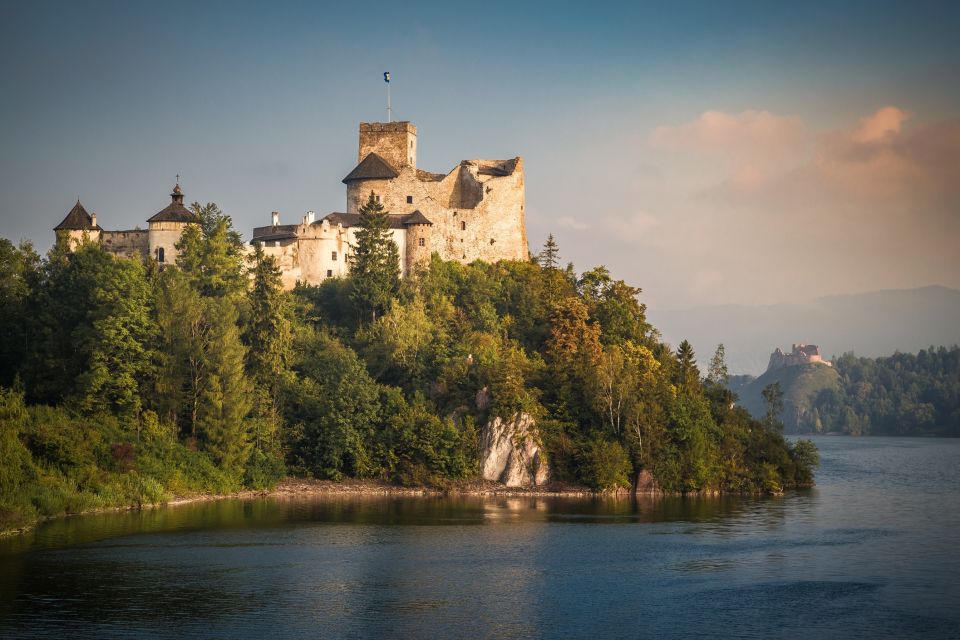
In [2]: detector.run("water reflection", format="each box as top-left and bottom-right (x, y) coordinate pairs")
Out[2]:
(1, 437), (958, 639)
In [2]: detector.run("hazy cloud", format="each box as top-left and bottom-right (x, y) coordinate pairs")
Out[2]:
(649, 110), (805, 153)
(630, 106), (960, 308)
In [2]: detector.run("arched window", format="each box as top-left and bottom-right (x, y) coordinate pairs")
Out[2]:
(156, 247), (165, 263)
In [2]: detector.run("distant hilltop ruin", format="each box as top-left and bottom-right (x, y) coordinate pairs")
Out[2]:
(766, 344), (832, 373)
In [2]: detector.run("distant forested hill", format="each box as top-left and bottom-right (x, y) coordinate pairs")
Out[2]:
(734, 347), (960, 436)
(649, 286), (960, 375)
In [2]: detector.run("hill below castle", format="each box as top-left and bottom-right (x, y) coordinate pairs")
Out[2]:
(733, 364), (840, 433)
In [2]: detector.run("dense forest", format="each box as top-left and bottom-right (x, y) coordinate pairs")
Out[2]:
(806, 348), (960, 436)
(0, 195), (817, 530)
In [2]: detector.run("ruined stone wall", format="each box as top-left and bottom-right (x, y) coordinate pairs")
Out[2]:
(346, 159), (527, 268)
(101, 230), (149, 260)
(358, 121), (417, 169)
(426, 159), (527, 264)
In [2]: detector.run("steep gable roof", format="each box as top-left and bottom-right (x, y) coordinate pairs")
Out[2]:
(54, 200), (101, 231)
(342, 153), (400, 183)
(402, 210), (433, 226)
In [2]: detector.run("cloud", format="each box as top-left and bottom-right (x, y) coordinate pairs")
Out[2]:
(630, 106), (960, 308)
(557, 215), (589, 230)
(648, 109), (804, 153)
(603, 211), (660, 241)
(851, 106), (908, 143)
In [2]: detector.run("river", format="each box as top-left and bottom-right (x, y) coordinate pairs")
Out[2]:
(1, 436), (958, 639)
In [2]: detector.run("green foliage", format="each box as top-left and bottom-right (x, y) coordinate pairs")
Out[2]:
(0, 214), (823, 532)
(762, 382), (785, 431)
(809, 347), (960, 436)
(577, 438), (632, 491)
(349, 191), (401, 322)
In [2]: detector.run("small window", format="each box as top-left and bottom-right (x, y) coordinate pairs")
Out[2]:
(490, 238), (496, 245)
(375, 194), (381, 203)
(332, 251), (338, 261)
(326, 270), (333, 278)
(406, 195), (413, 204)
(418, 238), (425, 247)
(461, 221), (466, 231)
(156, 247), (165, 263)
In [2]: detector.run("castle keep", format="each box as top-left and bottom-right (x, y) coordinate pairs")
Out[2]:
(251, 121), (528, 288)
(53, 120), (528, 289)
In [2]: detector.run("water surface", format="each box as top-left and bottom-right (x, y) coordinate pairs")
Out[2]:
(2, 436), (958, 639)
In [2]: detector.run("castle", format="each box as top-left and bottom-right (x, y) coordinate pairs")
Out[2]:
(54, 121), (528, 288)
(766, 344), (832, 373)
(54, 184), (197, 267)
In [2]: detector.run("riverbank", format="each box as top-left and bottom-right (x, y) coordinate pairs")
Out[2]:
(1, 478), (600, 537)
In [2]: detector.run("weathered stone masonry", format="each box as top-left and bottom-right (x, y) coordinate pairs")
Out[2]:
(54, 120), (529, 290)
(252, 120), (528, 289)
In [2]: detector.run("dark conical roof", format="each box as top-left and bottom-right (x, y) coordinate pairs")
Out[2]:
(54, 200), (102, 231)
(342, 153), (400, 183)
(147, 183), (198, 223)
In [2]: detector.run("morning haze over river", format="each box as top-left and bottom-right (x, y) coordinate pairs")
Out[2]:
(2, 437), (958, 639)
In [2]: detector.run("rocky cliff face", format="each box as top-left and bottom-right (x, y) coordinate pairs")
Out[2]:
(479, 413), (549, 487)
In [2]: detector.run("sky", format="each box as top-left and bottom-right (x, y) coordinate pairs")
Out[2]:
(1, 0), (958, 310)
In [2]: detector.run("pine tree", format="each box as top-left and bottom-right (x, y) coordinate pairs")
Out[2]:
(538, 234), (560, 270)
(676, 339), (700, 390)
(246, 245), (291, 394)
(176, 203), (246, 299)
(349, 191), (400, 322)
(197, 298), (253, 475)
(707, 344), (728, 386)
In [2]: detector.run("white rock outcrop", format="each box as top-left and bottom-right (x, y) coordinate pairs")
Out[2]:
(480, 413), (550, 487)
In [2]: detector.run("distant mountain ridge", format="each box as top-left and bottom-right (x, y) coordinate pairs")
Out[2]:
(648, 286), (960, 375)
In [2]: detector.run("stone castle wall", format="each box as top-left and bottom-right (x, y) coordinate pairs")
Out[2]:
(101, 230), (148, 260)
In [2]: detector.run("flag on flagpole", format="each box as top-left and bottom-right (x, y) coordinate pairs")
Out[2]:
(384, 72), (390, 83)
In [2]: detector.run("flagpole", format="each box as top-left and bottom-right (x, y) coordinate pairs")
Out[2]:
(384, 71), (392, 122)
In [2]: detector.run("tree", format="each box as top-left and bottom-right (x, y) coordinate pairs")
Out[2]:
(283, 331), (382, 479)
(77, 256), (156, 422)
(538, 234), (560, 270)
(196, 298), (253, 476)
(762, 381), (785, 431)
(349, 191), (400, 322)
(676, 339), (700, 391)
(0, 240), (40, 387)
(152, 269), (208, 436)
(176, 203), (246, 299)
(578, 266), (653, 346)
(246, 245), (292, 394)
(707, 344), (729, 387)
